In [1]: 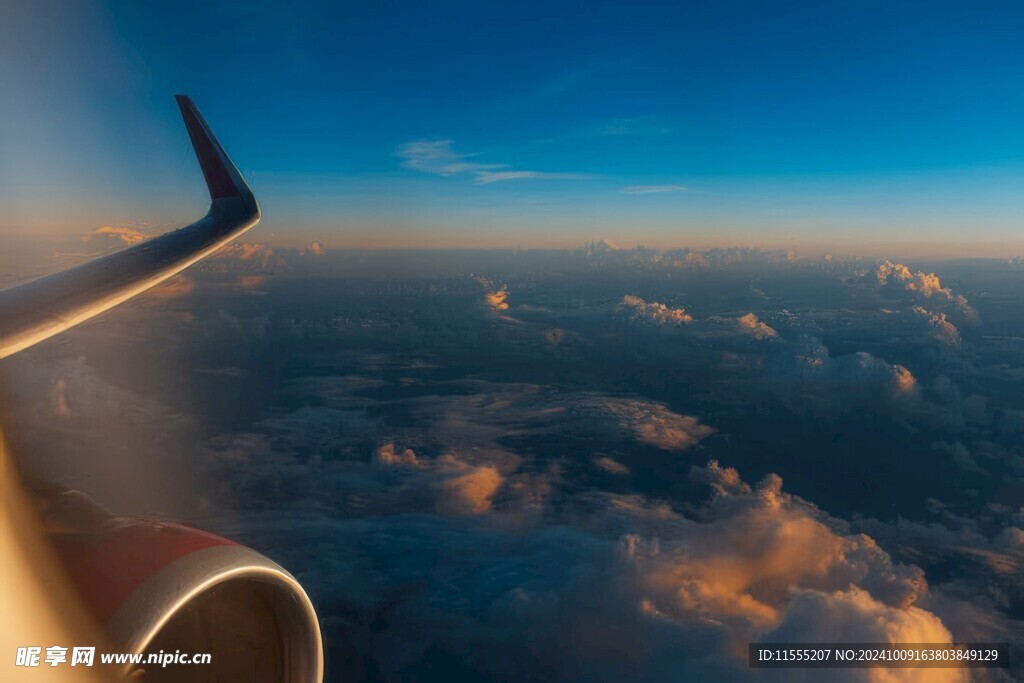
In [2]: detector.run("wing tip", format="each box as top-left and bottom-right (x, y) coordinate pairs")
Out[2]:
(175, 95), (250, 202)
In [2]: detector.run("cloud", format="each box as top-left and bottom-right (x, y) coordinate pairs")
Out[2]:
(577, 245), (797, 268)
(630, 310), (783, 346)
(620, 185), (687, 194)
(931, 441), (988, 474)
(874, 261), (978, 323)
(253, 380), (712, 465)
(204, 446), (953, 682)
(855, 504), (1024, 661)
(397, 139), (589, 185)
(683, 251), (710, 267)
(594, 457), (630, 476)
(373, 444), (505, 516)
(789, 339), (912, 391)
(484, 287), (510, 310)
(56, 331), (978, 683)
(417, 384), (715, 454)
(762, 588), (963, 682)
(221, 242), (275, 263)
(373, 442), (421, 467)
(769, 337), (920, 412)
(236, 275), (270, 290)
(618, 295), (693, 326)
(604, 398), (714, 450)
(583, 239), (621, 255)
(13, 247), (1023, 682)
(144, 275), (196, 301)
(689, 458), (750, 495)
(86, 224), (152, 245)
(208, 243), (284, 274)
(475, 171), (592, 184)
(308, 240), (326, 256)
(876, 261), (945, 297)
(595, 464), (952, 680)
(437, 459), (503, 515)
(911, 306), (961, 347)
(204, 310), (273, 340)
(736, 313), (778, 340)
(397, 139), (502, 177)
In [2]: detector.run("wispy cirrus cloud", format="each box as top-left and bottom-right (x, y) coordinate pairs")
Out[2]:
(475, 170), (592, 185)
(619, 184), (687, 194)
(397, 139), (589, 185)
(397, 139), (503, 177)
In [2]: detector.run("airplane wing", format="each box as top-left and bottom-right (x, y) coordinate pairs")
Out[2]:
(0, 98), (322, 682)
(0, 95), (260, 359)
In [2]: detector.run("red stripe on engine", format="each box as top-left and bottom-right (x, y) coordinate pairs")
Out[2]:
(50, 521), (237, 622)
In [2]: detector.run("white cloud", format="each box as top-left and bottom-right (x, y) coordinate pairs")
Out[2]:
(770, 337), (920, 412)
(762, 588), (963, 682)
(618, 295), (693, 326)
(475, 170), (591, 184)
(874, 261), (978, 323)
(876, 261), (945, 297)
(912, 306), (961, 347)
(736, 313), (778, 340)
(619, 185), (687, 194)
(397, 139), (588, 185)
(397, 139), (503, 177)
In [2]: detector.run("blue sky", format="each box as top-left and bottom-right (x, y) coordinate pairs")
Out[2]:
(2, 0), (1024, 254)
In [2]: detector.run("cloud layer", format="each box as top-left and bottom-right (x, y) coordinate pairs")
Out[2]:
(8, 249), (1023, 682)
(618, 295), (693, 326)
(620, 185), (687, 194)
(397, 139), (588, 185)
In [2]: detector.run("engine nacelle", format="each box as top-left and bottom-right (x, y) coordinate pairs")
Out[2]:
(42, 490), (323, 682)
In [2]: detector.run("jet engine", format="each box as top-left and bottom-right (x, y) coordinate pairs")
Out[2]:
(35, 485), (323, 682)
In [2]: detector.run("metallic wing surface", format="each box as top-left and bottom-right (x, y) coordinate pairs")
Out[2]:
(0, 95), (260, 359)
(0, 97), (323, 682)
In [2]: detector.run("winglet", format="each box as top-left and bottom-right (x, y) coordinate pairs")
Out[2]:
(174, 94), (252, 202)
(0, 95), (261, 360)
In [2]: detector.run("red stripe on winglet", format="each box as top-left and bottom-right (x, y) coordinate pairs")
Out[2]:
(176, 97), (241, 200)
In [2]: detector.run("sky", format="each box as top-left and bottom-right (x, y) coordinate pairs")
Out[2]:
(2, 0), (1024, 255)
